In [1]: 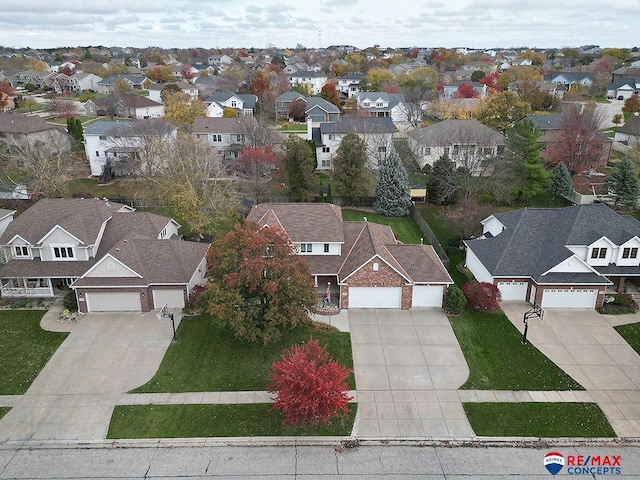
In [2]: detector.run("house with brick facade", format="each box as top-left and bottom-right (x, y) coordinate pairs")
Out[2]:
(246, 203), (452, 309)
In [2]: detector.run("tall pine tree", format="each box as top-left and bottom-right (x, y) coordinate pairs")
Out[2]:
(284, 137), (319, 201)
(506, 118), (549, 199)
(605, 157), (640, 208)
(333, 132), (368, 205)
(374, 146), (412, 216)
(427, 154), (458, 205)
(549, 161), (572, 197)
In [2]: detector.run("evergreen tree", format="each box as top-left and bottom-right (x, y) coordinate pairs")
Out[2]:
(605, 157), (640, 208)
(549, 161), (572, 197)
(326, 183), (333, 203)
(374, 146), (412, 216)
(74, 118), (84, 142)
(284, 137), (319, 201)
(506, 118), (549, 199)
(427, 155), (458, 205)
(333, 132), (369, 205)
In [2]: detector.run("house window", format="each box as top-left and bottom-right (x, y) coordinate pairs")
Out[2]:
(324, 243), (329, 253)
(378, 146), (387, 153)
(53, 246), (75, 260)
(363, 101), (370, 107)
(14, 246), (29, 258)
(328, 134), (335, 140)
(321, 158), (331, 167)
(591, 247), (607, 259)
(423, 147), (431, 156)
(99, 136), (106, 140)
(95, 151), (99, 157)
(231, 100), (237, 107)
(452, 145), (460, 156)
(497, 145), (505, 155)
(375, 101), (383, 107)
(444, 147), (450, 156)
(622, 247), (638, 259)
(322, 146), (330, 153)
(212, 134), (222, 142)
(300, 243), (312, 253)
(483, 147), (493, 155)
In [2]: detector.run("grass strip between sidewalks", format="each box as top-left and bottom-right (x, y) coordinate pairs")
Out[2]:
(0, 310), (69, 395)
(108, 403), (356, 438)
(450, 308), (583, 391)
(613, 322), (640, 356)
(133, 315), (354, 393)
(463, 402), (616, 438)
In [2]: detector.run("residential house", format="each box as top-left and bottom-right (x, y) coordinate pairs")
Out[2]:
(68, 73), (103, 93)
(148, 82), (199, 103)
(407, 119), (505, 170)
(545, 72), (594, 91)
(606, 79), (639, 100)
(283, 62), (311, 75)
(0, 112), (72, 165)
(356, 92), (410, 123)
(275, 91), (306, 119)
(192, 117), (253, 162)
(85, 94), (164, 120)
(612, 67), (640, 82)
(526, 113), (612, 168)
(464, 203), (640, 309)
(246, 203), (452, 309)
(614, 115), (640, 146)
(83, 119), (178, 180)
(507, 80), (566, 99)
(337, 73), (365, 99)
(207, 54), (233, 67)
(96, 74), (151, 94)
(304, 97), (341, 124)
(0, 198), (209, 313)
(49, 61), (77, 73)
(289, 70), (328, 95)
(442, 81), (488, 100)
(204, 92), (258, 117)
(308, 116), (395, 170)
(0, 209), (15, 239)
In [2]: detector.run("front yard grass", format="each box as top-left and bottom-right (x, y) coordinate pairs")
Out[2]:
(0, 310), (68, 394)
(107, 403), (356, 438)
(0, 407), (10, 421)
(463, 402), (615, 437)
(341, 209), (424, 244)
(613, 322), (640, 356)
(450, 308), (583, 391)
(133, 314), (354, 392)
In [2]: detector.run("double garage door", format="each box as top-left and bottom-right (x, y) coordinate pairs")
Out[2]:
(84, 289), (185, 312)
(348, 286), (444, 308)
(541, 289), (599, 308)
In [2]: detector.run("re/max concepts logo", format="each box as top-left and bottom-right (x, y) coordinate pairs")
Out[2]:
(544, 451), (622, 475)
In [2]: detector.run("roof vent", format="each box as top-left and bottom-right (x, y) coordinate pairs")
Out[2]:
(123, 239), (128, 243)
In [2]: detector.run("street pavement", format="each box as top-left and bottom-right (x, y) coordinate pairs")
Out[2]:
(501, 302), (640, 438)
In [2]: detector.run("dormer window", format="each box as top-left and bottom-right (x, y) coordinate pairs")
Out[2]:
(52, 245), (75, 260)
(300, 243), (312, 253)
(14, 246), (29, 258)
(591, 247), (607, 259)
(622, 247), (638, 259)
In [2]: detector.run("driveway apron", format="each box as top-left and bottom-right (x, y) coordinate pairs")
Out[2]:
(501, 302), (640, 437)
(349, 309), (473, 438)
(0, 311), (178, 442)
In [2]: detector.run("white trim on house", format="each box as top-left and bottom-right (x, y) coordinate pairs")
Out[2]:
(339, 253), (412, 284)
(79, 253), (143, 279)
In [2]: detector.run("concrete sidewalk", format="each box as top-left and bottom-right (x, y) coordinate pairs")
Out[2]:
(502, 302), (640, 438)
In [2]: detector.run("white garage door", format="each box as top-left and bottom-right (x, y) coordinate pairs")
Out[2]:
(153, 289), (185, 309)
(412, 286), (444, 307)
(86, 291), (142, 312)
(349, 287), (402, 308)
(541, 289), (598, 308)
(498, 282), (528, 301)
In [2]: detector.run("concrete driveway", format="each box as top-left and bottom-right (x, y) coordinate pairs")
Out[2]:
(501, 302), (640, 437)
(349, 309), (473, 438)
(0, 311), (178, 442)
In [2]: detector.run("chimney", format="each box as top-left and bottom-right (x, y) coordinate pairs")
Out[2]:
(306, 117), (313, 141)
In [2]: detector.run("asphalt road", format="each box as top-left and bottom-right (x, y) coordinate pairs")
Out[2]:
(0, 442), (638, 479)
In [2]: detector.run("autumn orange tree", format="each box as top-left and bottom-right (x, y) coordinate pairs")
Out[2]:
(237, 146), (277, 200)
(453, 82), (478, 98)
(269, 338), (352, 427)
(201, 221), (317, 344)
(319, 82), (341, 109)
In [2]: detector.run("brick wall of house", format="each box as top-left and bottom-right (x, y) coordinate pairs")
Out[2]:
(341, 258), (411, 309)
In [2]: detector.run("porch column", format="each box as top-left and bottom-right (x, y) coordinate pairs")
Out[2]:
(314, 275), (318, 287)
(617, 276), (626, 294)
(46, 278), (54, 297)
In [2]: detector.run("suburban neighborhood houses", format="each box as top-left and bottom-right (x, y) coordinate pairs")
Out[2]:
(3, 38), (640, 458)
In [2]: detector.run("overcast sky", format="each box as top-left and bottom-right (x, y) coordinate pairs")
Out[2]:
(0, 0), (637, 51)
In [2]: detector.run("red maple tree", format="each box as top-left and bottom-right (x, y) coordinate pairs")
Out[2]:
(453, 82), (479, 98)
(319, 82), (341, 108)
(479, 72), (501, 92)
(462, 281), (501, 312)
(0, 82), (17, 109)
(269, 338), (352, 427)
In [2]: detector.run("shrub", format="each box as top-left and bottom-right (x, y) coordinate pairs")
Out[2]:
(597, 293), (639, 315)
(63, 290), (78, 312)
(282, 121), (290, 129)
(462, 281), (501, 312)
(269, 338), (352, 427)
(444, 284), (467, 315)
(9, 298), (35, 309)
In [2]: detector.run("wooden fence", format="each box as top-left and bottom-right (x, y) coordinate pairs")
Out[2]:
(409, 204), (450, 267)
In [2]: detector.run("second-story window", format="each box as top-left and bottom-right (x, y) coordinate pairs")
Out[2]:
(212, 134), (222, 142)
(591, 247), (607, 259)
(14, 246), (29, 258)
(300, 243), (312, 253)
(324, 244), (329, 253)
(53, 246), (75, 260)
(622, 247), (638, 259)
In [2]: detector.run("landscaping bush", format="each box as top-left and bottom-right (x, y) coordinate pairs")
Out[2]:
(597, 293), (639, 315)
(63, 290), (78, 312)
(444, 284), (467, 315)
(9, 298), (35, 309)
(462, 281), (501, 312)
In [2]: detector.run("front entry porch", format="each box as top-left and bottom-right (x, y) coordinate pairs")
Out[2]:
(1, 277), (76, 298)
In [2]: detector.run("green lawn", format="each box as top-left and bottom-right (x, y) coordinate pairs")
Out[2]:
(0, 407), (10, 421)
(614, 322), (640, 355)
(133, 315), (354, 392)
(450, 308), (583, 391)
(108, 403), (356, 438)
(341, 208), (424, 244)
(464, 402), (615, 437)
(46, 115), (97, 126)
(0, 310), (68, 394)
(65, 177), (151, 198)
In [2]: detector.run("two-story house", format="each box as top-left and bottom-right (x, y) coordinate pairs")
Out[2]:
(356, 92), (409, 123)
(0, 198), (209, 312)
(545, 72), (594, 92)
(442, 81), (488, 100)
(308, 117), (395, 170)
(96, 74), (151, 94)
(204, 92), (258, 117)
(464, 204), (640, 309)
(192, 117), (253, 161)
(288, 70), (328, 95)
(246, 203), (452, 309)
(84, 94), (165, 120)
(337, 73), (365, 99)
(83, 119), (178, 181)
(148, 82), (199, 103)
